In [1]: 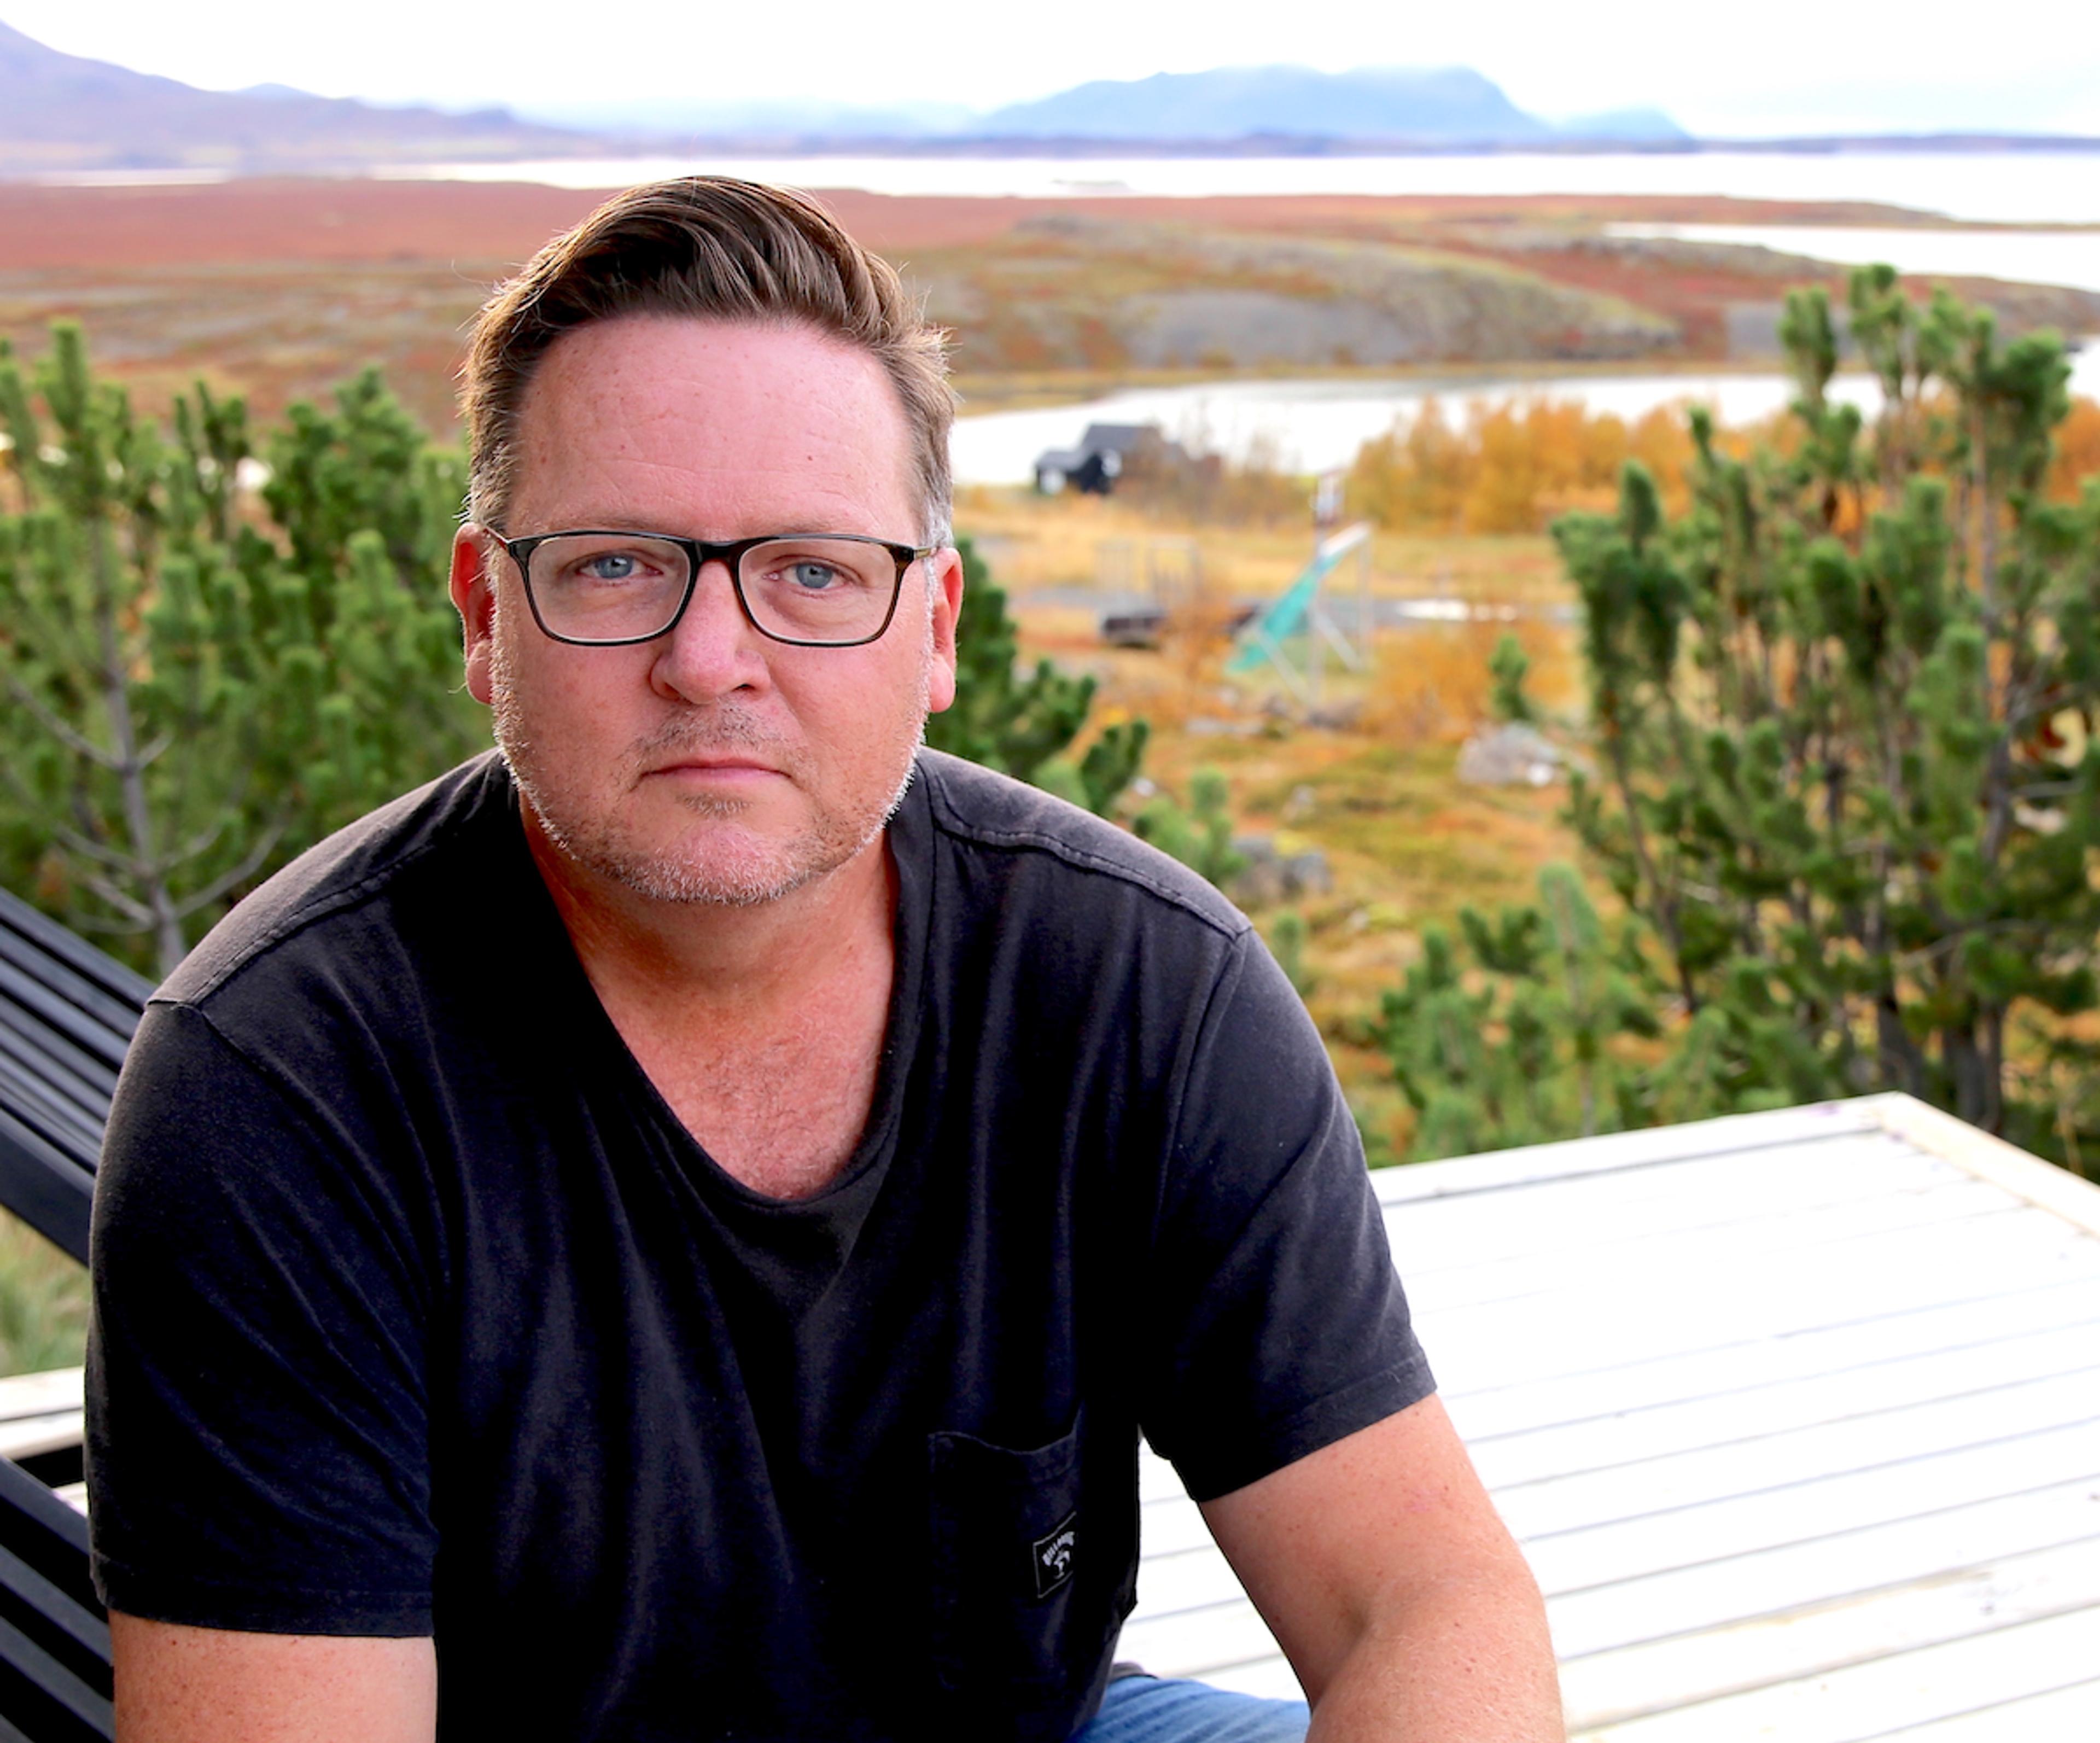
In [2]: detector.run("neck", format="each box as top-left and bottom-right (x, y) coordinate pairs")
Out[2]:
(521, 797), (901, 1197)
(521, 798), (896, 1021)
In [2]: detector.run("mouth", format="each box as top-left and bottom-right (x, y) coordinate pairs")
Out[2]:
(640, 754), (787, 785)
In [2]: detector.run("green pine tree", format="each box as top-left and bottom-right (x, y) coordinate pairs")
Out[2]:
(1488, 631), (1537, 724)
(1133, 766), (1246, 888)
(928, 534), (1144, 812)
(1378, 865), (1659, 1159)
(0, 327), (482, 973)
(1549, 269), (2100, 1162)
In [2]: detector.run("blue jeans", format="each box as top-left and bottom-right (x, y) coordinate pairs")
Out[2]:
(1071, 1673), (1311, 1742)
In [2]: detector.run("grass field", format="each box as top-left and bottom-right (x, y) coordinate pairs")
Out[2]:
(0, 1212), (88, 1378)
(965, 483), (1591, 1159)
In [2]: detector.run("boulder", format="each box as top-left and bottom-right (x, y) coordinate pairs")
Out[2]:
(1457, 722), (1567, 788)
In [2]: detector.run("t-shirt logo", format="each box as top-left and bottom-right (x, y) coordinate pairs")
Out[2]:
(1032, 1513), (1077, 1599)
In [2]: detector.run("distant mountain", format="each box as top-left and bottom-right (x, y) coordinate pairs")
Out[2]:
(1554, 107), (1691, 144)
(0, 27), (1698, 171)
(0, 18), (589, 174)
(977, 66), (1571, 144)
(516, 97), (979, 142)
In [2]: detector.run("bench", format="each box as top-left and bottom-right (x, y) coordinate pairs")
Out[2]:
(0, 886), (148, 1740)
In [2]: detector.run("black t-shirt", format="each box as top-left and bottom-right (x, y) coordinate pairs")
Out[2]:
(88, 750), (1432, 1742)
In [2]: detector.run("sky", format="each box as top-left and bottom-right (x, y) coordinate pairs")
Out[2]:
(10, 0), (2100, 138)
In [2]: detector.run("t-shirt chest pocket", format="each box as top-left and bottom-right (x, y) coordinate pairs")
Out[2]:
(926, 1413), (1101, 1698)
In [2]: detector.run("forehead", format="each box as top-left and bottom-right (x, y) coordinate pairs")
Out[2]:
(506, 315), (918, 537)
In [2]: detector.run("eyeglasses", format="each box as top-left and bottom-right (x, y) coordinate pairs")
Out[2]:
(488, 529), (937, 648)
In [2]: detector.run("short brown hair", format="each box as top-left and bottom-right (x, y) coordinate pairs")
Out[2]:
(460, 177), (954, 539)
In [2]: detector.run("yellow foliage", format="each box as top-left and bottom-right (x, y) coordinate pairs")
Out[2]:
(1346, 397), (1470, 532)
(2048, 397), (2100, 503)
(1350, 396), (1696, 537)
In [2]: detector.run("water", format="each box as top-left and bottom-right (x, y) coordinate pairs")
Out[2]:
(953, 370), (1862, 485)
(377, 150), (2100, 225)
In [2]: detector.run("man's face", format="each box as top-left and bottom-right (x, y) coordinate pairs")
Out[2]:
(450, 315), (961, 908)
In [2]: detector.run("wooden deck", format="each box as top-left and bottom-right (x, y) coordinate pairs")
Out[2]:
(1124, 1093), (2100, 1740)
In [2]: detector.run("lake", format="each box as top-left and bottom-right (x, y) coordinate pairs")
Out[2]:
(952, 347), (2100, 485)
(382, 150), (2100, 226)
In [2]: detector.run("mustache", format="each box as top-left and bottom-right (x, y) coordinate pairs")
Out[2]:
(630, 707), (791, 760)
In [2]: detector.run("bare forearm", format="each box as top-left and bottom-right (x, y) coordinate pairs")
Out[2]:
(1304, 1564), (1564, 1743)
(1202, 1399), (1565, 1741)
(111, 1615), (436, 1743)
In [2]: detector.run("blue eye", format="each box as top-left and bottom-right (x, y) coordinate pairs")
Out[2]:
(789, 561), (842, 591)
(582, 552), (640, 582)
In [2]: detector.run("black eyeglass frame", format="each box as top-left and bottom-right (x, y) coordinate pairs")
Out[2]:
(488, 528), (939, 649)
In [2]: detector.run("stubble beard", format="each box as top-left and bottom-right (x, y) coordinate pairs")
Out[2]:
(488, 620), (928, 909)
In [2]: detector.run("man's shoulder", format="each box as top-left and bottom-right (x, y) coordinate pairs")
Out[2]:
(908, 749), (1249, 941)
(157, 753), (513, 1009)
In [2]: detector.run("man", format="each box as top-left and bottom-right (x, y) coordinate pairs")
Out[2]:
(87, 178), (1560, 1741)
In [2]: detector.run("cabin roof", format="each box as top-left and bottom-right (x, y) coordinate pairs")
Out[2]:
(1127, 1093), (2100, 1739)
(1076, 423), (1157, 450)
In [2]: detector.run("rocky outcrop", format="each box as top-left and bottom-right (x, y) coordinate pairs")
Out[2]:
(924, 215), (1680, 374)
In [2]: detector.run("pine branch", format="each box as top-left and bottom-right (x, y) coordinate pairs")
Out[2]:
(2, 671), (119, 768)
(48, 819), (145, 875)
(75, 869), (153, 926)
(171, 816), (285, 919)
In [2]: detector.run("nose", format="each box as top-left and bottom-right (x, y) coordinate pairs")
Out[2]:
(648, 557), (772, 703)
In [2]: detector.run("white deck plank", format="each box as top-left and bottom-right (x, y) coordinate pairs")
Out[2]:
(1523, 1414), (2100, 1593)
(1186, 1656), (1302, 1701)
(1868, 1093), (2100, 1238)
(1567, 1605), (2100, 1741)
(1370, 1101), (1888, 1204)
(1396, 1178), (2014, 1317)
(0, 1409), (86, 1461)
(1472, 1316), (2100, 1489)
(1409, 1197), (2092, 1344)
(1559, 1535), (2100, 1730)
(1447, 1273), (2100, 1441)
(0, 1366), (83, 1420)
(1125, 1099), (2100, 1732)
(1492, 1368), (2100, 1538)
(1545, 1477), (2100, 1658)
(1862, 1672), (2100, 1740)
(1419, 1212), (2100, 1398)
(1139, 1493), (1211, 1557)
(1384, 1136), (1953, 1278)
(1130, 1543), (1248, 1618)
(1118, 1597), (1288, 1680)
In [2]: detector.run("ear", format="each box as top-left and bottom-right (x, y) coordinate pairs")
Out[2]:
(450, 525), (499, 707)
(924, 545), (965, 717)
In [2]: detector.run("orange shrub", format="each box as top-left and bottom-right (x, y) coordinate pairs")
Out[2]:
(2048, 397), (2100, 502)
(1350, 396), (1695, 536)
(1366, 619), (1507, 742)
(1346, 396), (1470, 532)
(1629, 406), (1697, 514)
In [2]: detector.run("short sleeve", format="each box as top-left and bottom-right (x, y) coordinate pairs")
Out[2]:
(88, 1000), (435, 1634)
(1139, 931), (1434, 1501)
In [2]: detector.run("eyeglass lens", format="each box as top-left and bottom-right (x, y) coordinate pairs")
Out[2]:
(524, 534), (901, 644)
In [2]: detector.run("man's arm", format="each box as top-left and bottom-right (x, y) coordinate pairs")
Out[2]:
(110, 1616), (435, 1743)
(1198, 1394), (1563, 1741)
